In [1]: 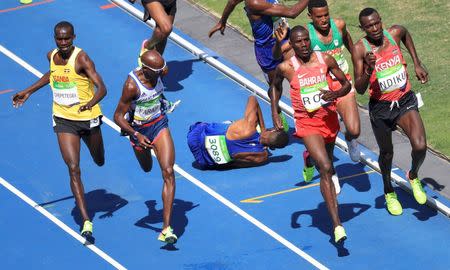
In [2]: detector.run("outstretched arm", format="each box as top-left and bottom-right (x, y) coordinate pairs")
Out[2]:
(390, 25), (428, 83)
(76, 52), (107, 112)
(269, 63), (285, 130)
(12, 51), (52, 108)
(208, 0), (244, 38)
(245, 0), (309, 18)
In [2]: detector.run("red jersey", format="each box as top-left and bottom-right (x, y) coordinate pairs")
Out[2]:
(363, 30), (411, 101)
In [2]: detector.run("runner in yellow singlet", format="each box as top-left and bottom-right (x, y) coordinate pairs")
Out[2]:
(12, 21), (107, 243)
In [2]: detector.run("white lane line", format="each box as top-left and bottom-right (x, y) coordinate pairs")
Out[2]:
(0, 176), (126, 270)
(0, 44), (126, 269)
(1, 43), (329, 269)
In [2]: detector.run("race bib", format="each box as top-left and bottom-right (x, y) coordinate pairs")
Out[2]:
(134, 96), (162, 123)
(204, 135), (232, 165)
(52, 81), (80, 107)
(376, 64), (407, 94)
(300, 81), (330, 112)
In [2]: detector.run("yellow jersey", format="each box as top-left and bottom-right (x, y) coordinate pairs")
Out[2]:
(49, 47), (102, 120)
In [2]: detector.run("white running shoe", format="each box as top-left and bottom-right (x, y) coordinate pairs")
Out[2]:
(162, 99), (181, 114)
(348, 139), (360, 162)
(332, 174), (341, 195)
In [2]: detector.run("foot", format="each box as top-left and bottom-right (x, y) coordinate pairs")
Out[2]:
(334, 225), (347, 244)
(407, 171), (427, 204)
(158, 226), (177, 244)
(302, 150), (315, 182)
(332, 174), (341, 195)
(81, 220), (93, 239)
(347, 139), (360, 162)
(385, 192), (403, 215)
(279, 112), (289, 133)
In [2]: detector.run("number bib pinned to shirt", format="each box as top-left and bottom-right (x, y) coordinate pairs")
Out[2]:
(52, 81), (80, 107)
(375, 55), (407, 94)
(300, 80), (329, 113)
(204, 135), (232, 164)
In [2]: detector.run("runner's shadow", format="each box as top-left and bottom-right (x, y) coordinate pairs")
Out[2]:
(374, 187), (437, 220)
(191, 154), (292, 171)
(135, 198), (199, 249)
(291, 202), (371, 256)
(163, 59), (201, 91)
(71, 189), (129, 230)
(336, 163), (372, 192)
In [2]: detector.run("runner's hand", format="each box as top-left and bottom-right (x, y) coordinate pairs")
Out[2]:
(12, 91), (30, 108)
(274, 21), (288, 43)
(136, 132), (152, 150)
(272, 112), (283, 131)
(79, 102), (93, 112)
(363, 52), (376, 72)
(320, 88), (339, 101)
(415, 64), (428, 84)
(208, 22), (226, 38)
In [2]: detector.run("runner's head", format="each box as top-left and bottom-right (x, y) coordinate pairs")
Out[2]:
(359, 8), (383, 41)
(54, 21), (75, 59)
(140, 50), (166, 79)
(289, 26), (312, 58)
(308, 0), (330, 32)
(260, 129), (289, 149)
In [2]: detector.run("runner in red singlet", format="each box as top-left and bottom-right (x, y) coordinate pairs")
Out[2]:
(352, 8), (429, 216)
(270, 25), (351, 244)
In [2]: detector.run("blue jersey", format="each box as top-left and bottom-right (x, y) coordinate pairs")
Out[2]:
(187, 122), (265, 168)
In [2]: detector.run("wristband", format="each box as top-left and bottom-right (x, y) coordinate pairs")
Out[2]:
(133, 131), (139, 137)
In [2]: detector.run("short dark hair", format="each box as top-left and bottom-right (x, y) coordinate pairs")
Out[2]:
(54, 21), (74, 35)
(268, 131), (289, 149)
(289, 25), (308, 40)
(359, 8), (378, 22)
(308, 0), (328, 13)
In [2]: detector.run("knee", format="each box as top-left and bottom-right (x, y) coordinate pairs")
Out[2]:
(347, 124), (360, 138)
(318, 161), (333, 177)
(162, 167), (175, 183)
(157, 22), (173, 37)
(411, 136), (427, 153)
(95, 157), (105, 167)
(67, 163), (81, 177)
(380, 150), (394, 161)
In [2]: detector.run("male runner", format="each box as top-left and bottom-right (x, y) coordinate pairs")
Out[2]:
(352, 8), (428, 216)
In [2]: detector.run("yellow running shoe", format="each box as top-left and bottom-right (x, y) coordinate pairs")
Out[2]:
(334, 225), (347, 244)
(279, 112), (289, 133)
(408, 171), (427, 205)
(20, 0), (32, 4)
(81, 220), (93, 238)
(385, 192), (403, 215)
(137, 40), (148, 67)
(302, 167), (314, 183)
(158, 226), (177, 244)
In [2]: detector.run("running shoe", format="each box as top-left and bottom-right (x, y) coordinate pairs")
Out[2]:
(332, 174), (341, 195)
(158, 226), (178, 244)
(302, 151), (314, 183)
(20, 0), (32, 4)
(279, 112), (289, 133)
(81, 220), (93, 238)
(347, 139), (360, 162)
(334, 225), (347, 244)
(138, 40), (148, 67)
(407, 171), (427, 205)
(385, 192), (403, 216)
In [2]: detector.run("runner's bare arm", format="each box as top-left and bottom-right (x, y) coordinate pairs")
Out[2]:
(269, 63), (286, 130)
(208, 0), (244, 38)
(12, 51), (53, 108)
(322, 54), (351, 101)
(76, 52), (107, 112)
(352, 42), (374, 94)
(246, 0), (309, 18)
